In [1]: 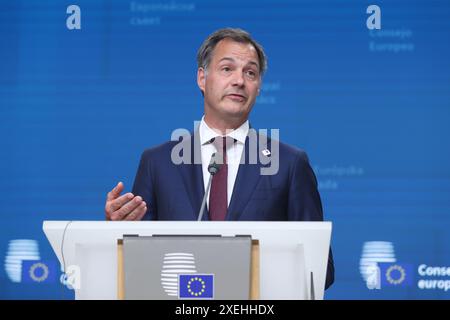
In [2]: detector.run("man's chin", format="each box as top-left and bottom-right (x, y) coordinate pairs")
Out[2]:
(220, 107), (247, 119)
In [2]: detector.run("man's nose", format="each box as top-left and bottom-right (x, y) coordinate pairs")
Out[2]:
(231, 71), (245, 87)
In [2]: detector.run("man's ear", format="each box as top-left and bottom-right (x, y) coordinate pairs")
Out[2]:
(197, 67), (206, 93)
(256, 79), (262, 96)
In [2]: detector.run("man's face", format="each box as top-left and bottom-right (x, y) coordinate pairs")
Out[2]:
(197, 38), (261, 126)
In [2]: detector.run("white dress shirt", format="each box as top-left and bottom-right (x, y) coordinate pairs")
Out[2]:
(199, 116), (249, 209)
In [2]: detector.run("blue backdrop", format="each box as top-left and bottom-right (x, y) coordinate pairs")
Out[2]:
(1, 0), (449, 299)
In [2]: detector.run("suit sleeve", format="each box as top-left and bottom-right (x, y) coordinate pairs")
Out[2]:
(287, 150), (335, 290)
(131, 151), (157, 220)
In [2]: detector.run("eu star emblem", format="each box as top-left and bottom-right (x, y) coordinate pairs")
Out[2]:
(378, 263), (413, 287)
(179, 274), (214, 299)
(21, 260), (57, 283)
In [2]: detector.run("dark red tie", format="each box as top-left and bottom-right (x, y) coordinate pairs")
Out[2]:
(209, 137), (228, 221)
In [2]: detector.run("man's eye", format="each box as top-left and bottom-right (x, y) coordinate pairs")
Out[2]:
(222, 67), (231, 72)
(246, 70), (257, 78)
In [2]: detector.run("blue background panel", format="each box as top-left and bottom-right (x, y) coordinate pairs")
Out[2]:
(1, 0), (449, 299)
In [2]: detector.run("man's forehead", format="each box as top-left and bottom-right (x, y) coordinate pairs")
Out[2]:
(212, 39), (259, 65)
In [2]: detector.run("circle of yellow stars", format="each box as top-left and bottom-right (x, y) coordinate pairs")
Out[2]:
(29, 262), (49, 282)
(187, 277), (206, 296)
(386, 265), (406, 285)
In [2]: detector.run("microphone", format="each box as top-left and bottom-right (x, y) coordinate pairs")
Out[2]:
(197, 152), (223, 221)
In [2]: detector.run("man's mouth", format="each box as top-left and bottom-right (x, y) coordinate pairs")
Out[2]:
(225, 94), (247, 102)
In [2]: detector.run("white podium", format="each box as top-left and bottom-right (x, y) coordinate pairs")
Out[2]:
(43, 221), (331, 300)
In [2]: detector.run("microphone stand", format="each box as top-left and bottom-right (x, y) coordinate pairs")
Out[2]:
(197, 152), (222, 221)
(197, 174), (213, 221)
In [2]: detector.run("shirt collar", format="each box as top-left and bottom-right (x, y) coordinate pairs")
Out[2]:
(199, 116), (249, 145)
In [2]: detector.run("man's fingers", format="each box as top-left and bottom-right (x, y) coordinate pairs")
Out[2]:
(108, 192), (134, 212)
(106, 182), (124, 201)
(110, 196), (144, 220)
(134, 205), (147, 220)
(123, 202), (147, 221)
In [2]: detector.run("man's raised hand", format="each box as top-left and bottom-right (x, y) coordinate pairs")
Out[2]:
(105, 182), (147, 221)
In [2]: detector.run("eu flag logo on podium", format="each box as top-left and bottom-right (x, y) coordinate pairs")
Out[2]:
(179, 274), (214, 299)
(378, 263), (413, 287)
(21, 260), (57, 284)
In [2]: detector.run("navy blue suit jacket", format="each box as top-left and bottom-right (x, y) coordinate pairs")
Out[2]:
(132, 132), (334, 289)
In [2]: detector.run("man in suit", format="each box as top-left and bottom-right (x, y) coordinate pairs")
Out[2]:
(104, 28), (334, 289)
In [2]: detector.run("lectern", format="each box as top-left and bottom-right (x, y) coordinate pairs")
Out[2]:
(43, 221), (331, 300)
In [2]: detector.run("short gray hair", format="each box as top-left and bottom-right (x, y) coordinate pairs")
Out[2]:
(197, 28), (267, 76)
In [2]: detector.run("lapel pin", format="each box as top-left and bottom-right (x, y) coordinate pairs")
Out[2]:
(262, 149), (271, 156)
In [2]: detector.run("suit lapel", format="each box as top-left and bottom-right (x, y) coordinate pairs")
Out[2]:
(227, 134), (270, 221)
(177, 130), (206, 220)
